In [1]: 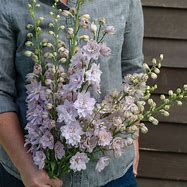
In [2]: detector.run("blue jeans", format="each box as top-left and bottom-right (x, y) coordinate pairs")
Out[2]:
(103, 166), (138, 187)
(0, 164), (24, 187)
(0, 164), (137, 187)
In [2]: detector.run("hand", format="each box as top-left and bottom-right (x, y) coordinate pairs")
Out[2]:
(133, 139), (139, 177)
(20, 165), (63, 187)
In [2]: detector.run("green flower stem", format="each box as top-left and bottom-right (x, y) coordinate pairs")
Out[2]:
(29, 0), (42, 64)
(98, 32), (107, 43)
(96, 24), (102, 42)
(143, 91), (187, 121)
(71, 0), (82, 57)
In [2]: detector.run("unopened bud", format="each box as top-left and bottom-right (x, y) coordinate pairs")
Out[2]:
(160, 95), (165, 100)
(79, 35), (90, 42)
(151, 73), (158, 79)
(160, 54), (164, 61)
(45, 79), (52, 85)
(46, 103), (53, 110)
(168, 90), (173, 96)
(152, 58), (157, 65)
(91, 22), (97, 35)
(177, 101), (183, 106)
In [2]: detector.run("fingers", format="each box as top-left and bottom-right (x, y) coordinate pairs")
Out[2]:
(49, 178), (63, 187)
(133, 169), (137, 177)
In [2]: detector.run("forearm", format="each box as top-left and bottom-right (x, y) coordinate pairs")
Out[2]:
(0, 112), (34, 173)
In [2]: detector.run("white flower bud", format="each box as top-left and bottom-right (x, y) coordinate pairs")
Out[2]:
(99, 17), (106, 25)
(140, 123), (148, 134)
(160, 54), (164, 61)
(49, 31), (55, 35)
(91, 22), (97, 35)
(152, 58), (157, 65)
(154, 68), (160, 74)
(164, 99), (170, 104)
(161, 110), (169, 117)
(160, 94), (165, 100)
(26, 24), (33, 30)
(176, 88), (182, 94)
(151, 73), (158, 79)
(164, 105), (170, 110)
(158, 63), (161, 68)
(25, 41), (33, 47)
(28, 4), (32, 8)
(59, 25), (65, 30)
(46, 103), (53, 110)
(59, 58), (67, 64)
(168, 90), (173, 96)
(47, 43), (54, 48)
(148, 116), (159, 125)
(68, 28), (74, 37)
(46, 89), (52, 95)
(143, 63), (150, 70)
(177, 101), (183, 106)
(79, 35), (90, 42)
(24, 51), (33, 57)
(58, 77), (64, 82)
(81, 14), (90, 20)
(42, 112), (48, 119)
(27, 33), (33, 38)
(49, 23), (54, 28)
(152, 118), (159, 125)
(148, 99), (154, 105)
(39, 17), (44, 22)
(36, 3), (40, 7)
(45, 79), (52, 85)
(44, 52), (53, 59)
(184, 84), (187, 91)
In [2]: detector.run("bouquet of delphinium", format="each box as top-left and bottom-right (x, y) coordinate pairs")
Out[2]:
(24, 0), (187, 178)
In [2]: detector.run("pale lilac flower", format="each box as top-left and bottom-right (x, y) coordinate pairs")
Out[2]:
(59, 84), (71, 98)
(82, 136), (97, 153)
(40, 130), (54, 149)
(60, 122), (83, 146)
(69, 69), (85, 91)
(70, 152), (89, 172)
(74, 92), (96, 118)
(82, 40), (101, 60)
(25, 123), (41, 148)
(33, 151), (46, 169)
(54, 141), (65, 159)
(100, 43), (111, 56)
(110, 137), (125, 158)
(85, 63), (102, 93)
(27, 104), (44, 125)
(26, 73), (37, 82)
(98, 129), (112, 146)
(26, 81), (46, 102)
(70, 50), (90, 68)
(123, 96), (135, 110)
(95, 156), (110, 172)
(57, 100), (78, 125)
(105, 26), (116, 34)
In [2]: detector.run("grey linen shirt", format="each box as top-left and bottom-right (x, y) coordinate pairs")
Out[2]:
(0, 0), (144, 186)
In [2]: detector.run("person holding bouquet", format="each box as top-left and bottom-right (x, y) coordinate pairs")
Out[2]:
(0, 0), (144, 186)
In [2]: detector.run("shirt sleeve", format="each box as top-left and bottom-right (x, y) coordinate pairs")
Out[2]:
(0, 5), (17, 113)
(121, 0), (144, 77)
